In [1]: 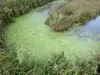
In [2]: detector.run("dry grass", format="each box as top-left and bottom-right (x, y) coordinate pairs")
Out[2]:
(46, 0), (100, 32)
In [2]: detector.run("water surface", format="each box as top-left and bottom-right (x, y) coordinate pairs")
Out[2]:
(5, 4), (100, 63)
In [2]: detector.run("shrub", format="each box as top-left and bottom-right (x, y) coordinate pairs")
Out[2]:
(46, 0), (100, 32)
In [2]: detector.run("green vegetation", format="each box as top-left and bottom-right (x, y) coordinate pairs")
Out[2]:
(0, 50), (100, 75)
(0, 0), (54, 25)
(0, 0), (100, 75)
(46, 0), (100, 31)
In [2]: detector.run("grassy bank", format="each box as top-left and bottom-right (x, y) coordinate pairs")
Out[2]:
(46, 0), (100, 31)
(0, 50), (100, 75)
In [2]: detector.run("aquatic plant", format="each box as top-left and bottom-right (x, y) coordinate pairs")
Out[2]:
(46, 0), (100, 32)
(0, 50), (99, 75)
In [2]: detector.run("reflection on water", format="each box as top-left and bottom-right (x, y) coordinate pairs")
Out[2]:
(83, 16), (100, 34)
(42, 8), (49, 17)
(68, 16), (100, 41)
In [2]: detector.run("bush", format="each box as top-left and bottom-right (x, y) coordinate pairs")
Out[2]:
(46, 0), (100, 32)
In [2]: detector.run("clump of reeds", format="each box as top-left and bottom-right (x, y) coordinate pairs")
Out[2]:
(46, 0), (100, 32)
(0, 50), (99, 75)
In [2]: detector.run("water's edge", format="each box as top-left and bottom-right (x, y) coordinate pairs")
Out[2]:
(4, 1), (100, 62)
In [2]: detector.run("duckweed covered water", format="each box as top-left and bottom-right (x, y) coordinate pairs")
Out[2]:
(4, 6), (100, 63)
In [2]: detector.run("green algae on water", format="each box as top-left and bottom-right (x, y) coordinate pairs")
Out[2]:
(4, 7), (100, 63)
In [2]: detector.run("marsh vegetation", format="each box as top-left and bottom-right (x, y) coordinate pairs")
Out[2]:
(46, 0), (100, 31)
(0, 51), (100, 75)
(0, 0), (100, 75)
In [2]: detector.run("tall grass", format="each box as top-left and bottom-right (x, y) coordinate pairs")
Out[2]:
(46, 0), (100, 32)
(0, 50), (99, 75)
(0, 0), (55, 26)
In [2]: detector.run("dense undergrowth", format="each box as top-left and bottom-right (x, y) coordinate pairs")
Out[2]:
(0, 50), (100, 75)
(0, 0), (55, 25)
(46, 0), (100, 31)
